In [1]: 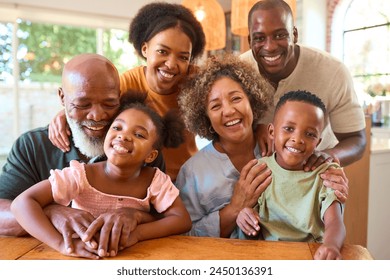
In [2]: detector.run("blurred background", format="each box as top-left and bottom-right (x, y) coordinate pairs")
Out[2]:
(0, 0), (389, 259)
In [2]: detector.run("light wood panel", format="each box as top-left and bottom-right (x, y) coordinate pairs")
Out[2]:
(343, 116), (371, 247)
(0, 236), (41, 260)
(0, 235), (372, 260)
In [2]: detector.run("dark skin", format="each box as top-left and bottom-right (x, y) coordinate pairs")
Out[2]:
(11, 108), (191, 259)
(10, 164), (187, 259)
(248, 2), (366, 202)
(206, 77), (272, 238)
(48, 26), (194, 153)
(237, 100), (346, 259)
(48, 4), (353, 203)
(0, 54), (157, 255)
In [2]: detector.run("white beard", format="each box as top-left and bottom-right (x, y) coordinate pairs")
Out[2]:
(65, 111), (106, 159)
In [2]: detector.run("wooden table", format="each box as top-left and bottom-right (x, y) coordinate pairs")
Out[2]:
(0, 235), (373, 260)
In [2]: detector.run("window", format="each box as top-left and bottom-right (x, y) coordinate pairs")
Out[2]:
(0, 11), (141, 169)
(0, 22), (13, 83)
(0, 21), (14, 159)
(342, 0), (390, 102)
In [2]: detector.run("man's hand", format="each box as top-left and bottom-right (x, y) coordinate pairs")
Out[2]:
(48, 109), (71, 152)
(44, 204), (96, 253)
(81, 208), (154, 257)
(303, 150), (336, 172)
(304, 151), (349, 203)
(320, 167), (349, 203)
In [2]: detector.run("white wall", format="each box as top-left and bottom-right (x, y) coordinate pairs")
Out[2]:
(0, 0), (134, 29)
(0, 0), (178, 19)
(0, 0), (232, 30)
(330, 0), (350, 60)
(0, 0), (232, 22)
(299, 0), (327, 50)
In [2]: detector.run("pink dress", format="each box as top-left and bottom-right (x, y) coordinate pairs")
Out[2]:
(49, 160), (179, 217)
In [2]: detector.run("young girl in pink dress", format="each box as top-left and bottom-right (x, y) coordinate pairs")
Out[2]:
(11, 92), (191, 259)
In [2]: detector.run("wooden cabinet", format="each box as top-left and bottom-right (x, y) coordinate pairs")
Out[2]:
(343, 117), (371, 247)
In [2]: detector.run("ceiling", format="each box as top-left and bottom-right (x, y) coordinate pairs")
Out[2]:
(0, 0), (232, 20)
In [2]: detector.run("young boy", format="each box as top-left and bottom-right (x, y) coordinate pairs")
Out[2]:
(236, 90), (345, 260)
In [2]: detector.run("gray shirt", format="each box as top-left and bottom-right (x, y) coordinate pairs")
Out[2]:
(0, 126), (81, 199)
(175, 142), (260, 238)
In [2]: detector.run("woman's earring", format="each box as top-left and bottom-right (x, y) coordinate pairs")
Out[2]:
(209, 126), (215, 134)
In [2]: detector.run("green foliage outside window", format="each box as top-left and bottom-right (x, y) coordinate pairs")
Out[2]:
(0, 20), (142, 84)
(18, 20), (97, 83)
(0, 22), (13, 83)
(102, 28), (144, 75)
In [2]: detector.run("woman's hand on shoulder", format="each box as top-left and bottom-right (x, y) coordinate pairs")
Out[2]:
(230, 159), (272, 212)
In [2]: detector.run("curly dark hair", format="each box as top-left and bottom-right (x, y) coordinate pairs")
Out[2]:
(178, 54), (274, 141)
(129, 2), (206, 62)
(117, 91), (185, 150)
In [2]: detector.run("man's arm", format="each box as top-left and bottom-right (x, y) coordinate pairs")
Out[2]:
(303, 128), (367, 171)
(325, 129), (367, 167)
(0, 133), (45, 236)
(0, 198), (27, 236)
(0, 128), (77, 237)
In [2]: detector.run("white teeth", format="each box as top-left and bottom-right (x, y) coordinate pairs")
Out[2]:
(264, 55), (281, 62)
(113, 144), (128, 153)
(225, 119), (240, 126)
(286, 146), (301, 153)
(86, 126), (104, 131)
(159, 70), (174, 78)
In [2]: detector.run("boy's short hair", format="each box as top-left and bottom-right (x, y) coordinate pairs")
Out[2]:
(275, 90), (326, 116)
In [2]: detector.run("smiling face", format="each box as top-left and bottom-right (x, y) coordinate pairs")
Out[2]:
(60, 55), (121, 158)
(104, 108), (159, 167)
(269, 100), (324, 170)
(249, 7), (298, 84)
(141, 26), (192, 95)
(206, 77), (254, 144)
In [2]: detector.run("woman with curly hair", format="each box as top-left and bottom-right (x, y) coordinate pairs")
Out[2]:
(48, 2), (206, 181)
(175, 55), (274, 238)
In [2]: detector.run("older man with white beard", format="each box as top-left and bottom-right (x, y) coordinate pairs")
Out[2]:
(0, 54), (162, 254)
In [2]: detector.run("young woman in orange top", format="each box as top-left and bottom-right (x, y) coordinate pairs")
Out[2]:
(49, 2), (206, 181)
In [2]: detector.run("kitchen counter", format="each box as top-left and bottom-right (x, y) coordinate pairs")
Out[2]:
(371, 137), (390, 154)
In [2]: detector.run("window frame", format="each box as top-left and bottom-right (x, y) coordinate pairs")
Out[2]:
(0, 3), (130, 142)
